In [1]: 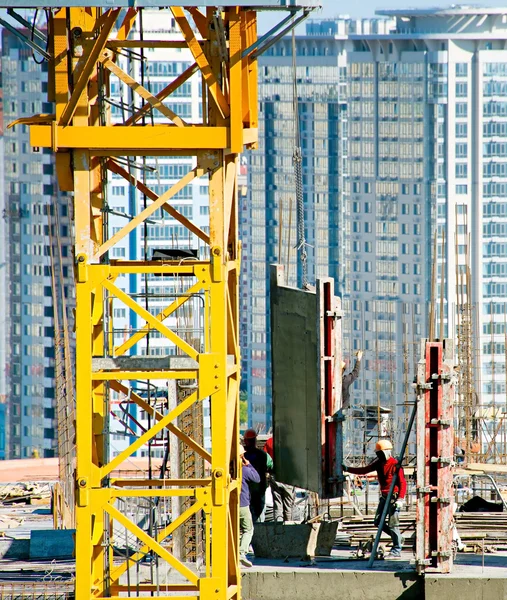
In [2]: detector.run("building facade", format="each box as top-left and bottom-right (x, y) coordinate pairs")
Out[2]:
(2, 28), (74, 459)
(243, 9), (507, 449)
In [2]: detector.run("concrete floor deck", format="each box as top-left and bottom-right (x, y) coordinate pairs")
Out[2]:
(242, 548), (507, 599)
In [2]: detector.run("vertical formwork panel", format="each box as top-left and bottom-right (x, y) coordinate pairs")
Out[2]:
(271, 264), (342, 498)
(416, 339), (455, 574)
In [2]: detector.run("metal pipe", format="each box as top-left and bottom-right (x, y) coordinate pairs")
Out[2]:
(367, 399), (418, 568)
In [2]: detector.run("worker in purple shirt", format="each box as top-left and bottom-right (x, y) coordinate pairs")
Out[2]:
(239, 445), (260, 568)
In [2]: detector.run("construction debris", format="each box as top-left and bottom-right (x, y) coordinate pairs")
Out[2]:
(0, 483), (51, 505)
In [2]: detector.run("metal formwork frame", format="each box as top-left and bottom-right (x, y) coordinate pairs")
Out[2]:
(416, 340), (455, 574)
(13, 5), (288, 600)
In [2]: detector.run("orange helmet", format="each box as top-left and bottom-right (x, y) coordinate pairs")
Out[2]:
(243, 428), (257, 440)
(375, 439), (393, 452)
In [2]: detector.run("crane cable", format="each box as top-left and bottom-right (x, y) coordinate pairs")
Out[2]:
(291, 27), (308, 290)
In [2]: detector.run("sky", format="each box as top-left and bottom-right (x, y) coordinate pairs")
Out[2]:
(259, 0), (507, 32)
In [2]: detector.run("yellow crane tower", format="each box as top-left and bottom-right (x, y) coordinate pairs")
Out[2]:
(5, 3), (315, 600)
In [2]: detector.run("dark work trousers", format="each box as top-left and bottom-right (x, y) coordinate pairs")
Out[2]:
(250, 489), (266, 523)
(270, 479), (295, 522)
(374, 496), (403, 552)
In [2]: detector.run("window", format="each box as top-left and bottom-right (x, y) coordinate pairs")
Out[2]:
(364, 202), (372, 213)
(456, 82), (468, 97)
(413, 244), (421, 255)
(402, 263), (409, 275)
(413, 224), (421, 235)
(364, 222), (372, 233)
(365, 281), (372, 292)
(402, 224), (409, 235)
(456, 103), (468, 117)
(456, 63), (468, 77)
(364, 182), (371, 194)
(111, 186), (124, 196)
(364, 241), (372, 253)
(111, 247), (126, 258)
(456, 184), (468, 195)
(402, 243), (409, 254)
(456, 163), (468, 178)
(456, 143), (468, 158)
(456, 123), (468, 138)
(199, 205), (209, 216)
(402, 184), (409, 195)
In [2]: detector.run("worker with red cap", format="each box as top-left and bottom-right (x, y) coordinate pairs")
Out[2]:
(243, 428), (272, 522)
(343, 439), (406, 559)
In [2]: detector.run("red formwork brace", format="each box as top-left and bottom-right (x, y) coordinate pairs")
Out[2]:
(415, 339), (455, 574)
(317, 279), (343, 498)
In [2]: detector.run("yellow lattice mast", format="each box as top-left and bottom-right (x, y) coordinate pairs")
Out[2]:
(9, 4), (311, 599)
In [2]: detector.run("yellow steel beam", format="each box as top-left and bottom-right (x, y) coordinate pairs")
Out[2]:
(107, 495), (206, 587)
(102, 279), (200, 359)
(123, 62), (199, 126)
(108, 380), (212, 463)
(101, 391), (200, 478)
(92, 371), (198, 381)
(104, 503), (199, 584)
(100, 56), (187, 127)
(36, 8), (262, 600)
(115, 7), (138, 41)
(113, 279), (207, 356)
(111, 478), (212, 487)
(30, 124), (232, 151)
(106, 159), (210, 245)
(171, 7), (230, 119)
(96, 166), (201, 258)
(59, 8), (121, 126)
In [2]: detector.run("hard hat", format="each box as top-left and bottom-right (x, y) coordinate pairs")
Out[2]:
(243, 428), (257, 439)
(239, 445), (246, 456)
(341, 361), (346, 370)
(375, 439), (393, 452)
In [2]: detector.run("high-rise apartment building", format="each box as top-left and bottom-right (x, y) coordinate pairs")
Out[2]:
(242, 22), (347, 430)
(243, 9), (507, 445)
(2, 28), (74, 459)
(0, 62), (6, 459)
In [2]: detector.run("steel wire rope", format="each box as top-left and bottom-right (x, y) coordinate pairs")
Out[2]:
(291, 27), (309, 290)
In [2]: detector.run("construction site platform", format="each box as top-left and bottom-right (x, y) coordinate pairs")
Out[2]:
(243, 550), (507, 599)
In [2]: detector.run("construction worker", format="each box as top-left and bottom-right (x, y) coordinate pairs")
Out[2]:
(239, 445), (260, 568)
(342, 350), (363, 409)
(243, 429), (273, 522)
(343, 439), (406, 560)
(263, 436), (294, 522)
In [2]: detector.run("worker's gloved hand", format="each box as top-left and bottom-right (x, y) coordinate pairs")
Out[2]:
(394, 499), (405, 510)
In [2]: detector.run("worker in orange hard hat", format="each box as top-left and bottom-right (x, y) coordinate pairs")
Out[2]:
(342, 350), (363, 409)
(243, 429), (273, 522)
(343, 439), (406, 560)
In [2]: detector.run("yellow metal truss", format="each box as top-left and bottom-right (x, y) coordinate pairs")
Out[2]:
(25, 6), (259, 600)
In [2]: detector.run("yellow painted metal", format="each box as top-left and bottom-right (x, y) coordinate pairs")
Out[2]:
(26, 6), (260, 600)
(30, 124), (230, 151)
